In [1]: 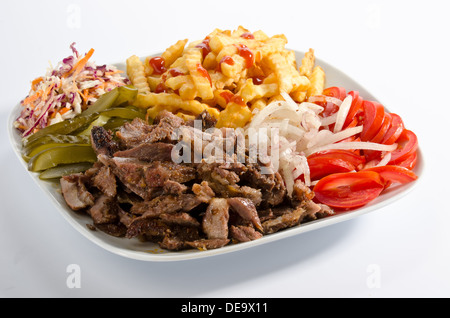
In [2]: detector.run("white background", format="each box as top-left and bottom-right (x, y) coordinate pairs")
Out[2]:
(1, 0), (449, 298)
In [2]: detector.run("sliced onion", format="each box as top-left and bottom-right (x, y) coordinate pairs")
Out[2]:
(280, 92), (299, 110)
(305, 141), (398, 156)
(320, 113), (337, 126)
(308, 95), (343, 106)
(250, 102), (301, 128)
(305, 129), (334, 149)
(376, 152), (392, 167)
(299, 102), (324, 115)
(333, 95), (353, 133)
(254, 121), (306, 139)
(311, 126), (363, 149)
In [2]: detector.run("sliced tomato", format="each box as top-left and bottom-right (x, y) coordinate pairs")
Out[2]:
(381, 113), (404, 145)
(307, 157), (356, 181)
(322, 102), (340, 118)
(362, 112), (393, 162)
(311, 95), (339, 118)
(371, 112), (392, 143)
(396, 150), (418, 170)
(307, 150), (366, 168)
(363, 149), (382, 163)
(313, 171), (385, 209)
(345, 117), (359, 128)
(361, 101), (385, 141)
(343, 91), (364, 128)
(388, 129), (418, 165)
(323, 87), (347, 101)
(363, 165), (418, 188)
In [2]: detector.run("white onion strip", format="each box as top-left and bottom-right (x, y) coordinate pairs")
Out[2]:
(333, 95), (353, 133)
(305, 126), (363, 150)
(305, 141), (398, 156)
(308, 95), (343, 106)
(320, 113), (337, 126)
(376, 152), (392, 167)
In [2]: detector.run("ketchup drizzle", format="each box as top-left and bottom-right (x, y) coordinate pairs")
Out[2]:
(168, 68), (185, 77)
(220, 91), (234, 104)
(240, 32), (255, 39)
(155, 83), (168, 94)
(237, 44), (254, 69)
(196, 63), (212, 87)
(149, 57), (167, 75)
(251, 76), (264, 85)
(195, 37), (212, 59)
(231, 95), (245, 106)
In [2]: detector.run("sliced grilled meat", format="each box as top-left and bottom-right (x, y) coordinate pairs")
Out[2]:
(60, 174), (95, 211)
(227, 197), (263, 232)
(230, 225), (263, 242)
(261, 206), (305, 234)
(90, 126), (119, 156)
(98, 155), (196, 200)
(202, 198), (229, 240)
(113, 142), (174, 162)
(92, 165), (117, 197)
(185, 238), (230, 250)
(88, 195), (119, 225)
(116, 112), (183, 148)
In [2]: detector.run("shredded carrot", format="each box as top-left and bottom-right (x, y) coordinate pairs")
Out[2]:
(59, 107), (71, 115)
(41, 83), (54, 102)
(95, 82), (106, 91)
(77, 88), (88, 104)
(23, 91), (42, 106)
(64, 48), (95, 79)
(105, 70), (124, 76)
(31, 77), (44, 90)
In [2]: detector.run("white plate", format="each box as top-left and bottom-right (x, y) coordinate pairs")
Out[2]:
(8, 51), (424, 262)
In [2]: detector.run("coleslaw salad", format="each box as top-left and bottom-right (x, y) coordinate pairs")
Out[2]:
(14, 43), (130, 137)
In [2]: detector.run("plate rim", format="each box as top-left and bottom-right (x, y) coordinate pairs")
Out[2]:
(7, 50), (425, 262)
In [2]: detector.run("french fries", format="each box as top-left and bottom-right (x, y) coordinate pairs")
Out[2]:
(126, 27), (327, 128)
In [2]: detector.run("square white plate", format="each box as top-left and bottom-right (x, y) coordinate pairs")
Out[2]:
(7, 51), (424, 262)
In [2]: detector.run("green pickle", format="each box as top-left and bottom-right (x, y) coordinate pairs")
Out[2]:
(101, 106), (146, 120)
(28, 144), (97, 172)
(23, 113), (97, 146)
(77, 115), (111, 136)
(111, 85), (139, 108)
(81, 85), (138, 116)
(39, 162), (94, 180)
(22, 85), (143, 175)
(23, 134), (90, 156)
(23, 143), (90, 162)
(102, 117), (129, 131)
(23, 85), (139, 146)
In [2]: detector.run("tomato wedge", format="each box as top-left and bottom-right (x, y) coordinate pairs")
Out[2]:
(310, 95), (339, 118)
(388, 129), (419, 165)
(323, 87), (347, 101)
(363, 165), (418, 188)
(307, 157), (355, 181)
(313, 171), (385, 209)
(344, 91), (363, 128)
(396, 150), (418, 170)
(307, 150), (366, 168)
(322, 102), (340, 118)
(381, 113), (404, 145)
(361, 101), (385, 141)
(371, 112), (392, 143)
(363, 112), (393, 162)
